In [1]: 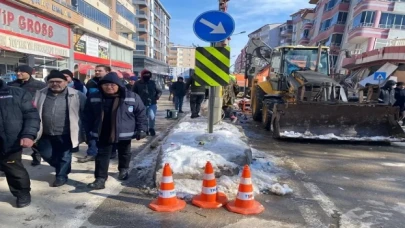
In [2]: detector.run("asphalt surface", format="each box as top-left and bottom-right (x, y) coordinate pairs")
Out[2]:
(80, 108), (405, 228)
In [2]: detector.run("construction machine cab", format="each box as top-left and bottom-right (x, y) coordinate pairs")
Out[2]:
(268, 46), (331, 92)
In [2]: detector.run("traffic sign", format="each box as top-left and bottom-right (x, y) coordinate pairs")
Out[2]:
(373, 72), (387, 80)
(193, 10), (235, 43)
(194, 47), (230, 86)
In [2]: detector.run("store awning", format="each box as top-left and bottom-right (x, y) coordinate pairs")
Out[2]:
(78, 64), (95, 75)
(120, 70), (135, 79)
(0, 45), (17, 52)
(12, 47), (62, 59)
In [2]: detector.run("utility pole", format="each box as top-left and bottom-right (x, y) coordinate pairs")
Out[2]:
(207, 0), (230, 133)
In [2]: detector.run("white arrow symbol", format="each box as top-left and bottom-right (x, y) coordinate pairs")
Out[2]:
(199, 18), (226, 34)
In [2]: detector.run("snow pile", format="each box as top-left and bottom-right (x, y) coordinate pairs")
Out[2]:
(280, 131), (404, 142)
(160, 120), (289, 200)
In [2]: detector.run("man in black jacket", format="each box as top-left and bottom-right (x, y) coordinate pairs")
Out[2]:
(185, 76), (206, 118)
(394, 81), (405, 123)
(132, 69), (162, 136)
(8, 65), (46, 166)
(170, 77), (186, 113)
(85, 65), (111, 96)
(84, 72), (147, 189)
(0, 79), (40, 208)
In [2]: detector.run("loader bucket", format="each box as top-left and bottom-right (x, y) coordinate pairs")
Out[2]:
(273, 103), (405, 142)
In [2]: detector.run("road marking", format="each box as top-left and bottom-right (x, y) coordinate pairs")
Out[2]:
(286, 156), (365, 228)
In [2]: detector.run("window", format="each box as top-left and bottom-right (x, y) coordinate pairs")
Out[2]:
(77, 0), (111, 29)
(380, 13), (405, 29)
(352, 11), (375, 28)
(116, 2), (135, 25)
(111, 44), (132, 63)
(325, 34), (343, 46)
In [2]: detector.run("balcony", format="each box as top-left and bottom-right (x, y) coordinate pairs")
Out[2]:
(280, 29), (293, 37)
(133, 0), (148, 6)
(137, 24), (147, 32)
(134, 37), (147, 45)
(134, 50), (146, 56)
(135, 10), (148, 19)
(354, 0), (392, 16)
(312, 24), (345, 44)
(298, 37), (310, 45)
(348, 23), (388, 43)
(303, 20), (314, 29)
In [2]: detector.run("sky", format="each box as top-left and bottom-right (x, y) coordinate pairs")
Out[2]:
(160, 0), (312, 66)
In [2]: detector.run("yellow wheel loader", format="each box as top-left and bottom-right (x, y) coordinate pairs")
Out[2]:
(248, 45), (405, 141)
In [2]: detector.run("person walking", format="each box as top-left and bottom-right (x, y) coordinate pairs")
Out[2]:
(8, 65), (46, 166)
(132, 69), (162, 136)
(394, 81), (405, 123)
(61, 69), (87, 94)
(80, 65), (114, 163)
(185, 76), (206, 118)
(125, 76), (137, 91)
(170, 77), (186, 113)
(34, 70), (86, 187)
(379, 80), (396, 105)
(84, 72), (147, 189)
(0, 78), (40, 208)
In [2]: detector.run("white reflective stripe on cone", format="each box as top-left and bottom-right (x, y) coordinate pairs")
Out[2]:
(158, 190), (176, 198)
(236, 191), (254, 200)
(203, 173), (215, 180)
(202, 186), (217, 195)
(161, 176), (173, 183)
(239, 177), (252, 185)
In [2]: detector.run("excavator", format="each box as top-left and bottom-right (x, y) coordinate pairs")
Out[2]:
(244, 38), (405, 141)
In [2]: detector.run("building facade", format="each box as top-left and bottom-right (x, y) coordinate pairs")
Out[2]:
(133, 0), (170, 76)
(3, 0), (137, 81)
(291, 8), (314, 46)
(0, 0), (135, 80)
(168, 43), (195, 68)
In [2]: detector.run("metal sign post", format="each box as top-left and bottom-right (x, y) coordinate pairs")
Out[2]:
(193, 7), (234, 133)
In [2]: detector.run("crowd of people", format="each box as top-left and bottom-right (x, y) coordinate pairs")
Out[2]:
(0, 65), (162, 208)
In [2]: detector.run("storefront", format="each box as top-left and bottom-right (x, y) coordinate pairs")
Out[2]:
(0, 1), (71, 80)
(73, 33), (133, 80)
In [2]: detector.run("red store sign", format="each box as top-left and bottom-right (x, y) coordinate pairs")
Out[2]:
(0, 1), (70, 48)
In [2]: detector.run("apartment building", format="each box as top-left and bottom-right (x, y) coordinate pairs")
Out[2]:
(279, 20), (294, 46)
(0, 0), (135, 80)
(168, 43), (195, 68)
(291, 8), (315, 46)
(248, 24), (282, 48)
(133, 0), (170, 76)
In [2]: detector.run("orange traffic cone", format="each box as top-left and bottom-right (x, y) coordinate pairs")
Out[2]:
(149, 163), (186, 212)
(226, 165), (265, 215)
(192, 161), (228, 209)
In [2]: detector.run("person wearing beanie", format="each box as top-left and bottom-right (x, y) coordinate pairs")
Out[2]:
(61, 69), (87, 95)
(33, 70), (86, 187)
(83, 72), (147, 189)
(170, 76), (186, 113)
(132, 69), (162, 136)
(8, 65), (46, 167)
(394, 81), (405, 123)
(125, 76), (137, 91)
(379, 79), (396, 105)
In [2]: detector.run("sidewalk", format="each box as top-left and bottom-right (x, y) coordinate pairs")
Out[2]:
(0, 90), (187, 228)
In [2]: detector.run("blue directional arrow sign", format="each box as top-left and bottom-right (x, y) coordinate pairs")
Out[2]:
(193, 10), (235, 43)
(373, 72), (387, 80)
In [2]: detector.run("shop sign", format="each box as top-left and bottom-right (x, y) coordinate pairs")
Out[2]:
(76, 34), (109, 59)
(31, 0), (72, 18)
(0, 2), (70, 47)
(0, 33), (69, 57)
(74, 36), (86, 54)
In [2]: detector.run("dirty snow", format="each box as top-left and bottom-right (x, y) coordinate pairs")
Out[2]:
(280, 131), (404, 142)
(160, 120), (288, 199)
(270, 183), (293, 196)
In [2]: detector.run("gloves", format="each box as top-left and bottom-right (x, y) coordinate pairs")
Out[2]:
(135, 130), (147, 140)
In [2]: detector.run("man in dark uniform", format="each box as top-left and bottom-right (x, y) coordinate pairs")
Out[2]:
(0, 78), (40, 207)
(7, 65), (46, 166)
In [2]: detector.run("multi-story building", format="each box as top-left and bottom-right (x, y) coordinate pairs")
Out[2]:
(248, 24), (282, 48)
(279, 20), (293, 46)
(234, 47), (247, 74)
(168, 43), (195, 68)
(0, 0), (136, 81)
(291, 8), (314, 46)
(309, 0), (350, 71)
(338, 0), (405, 72)
(133, 0), (170, 76)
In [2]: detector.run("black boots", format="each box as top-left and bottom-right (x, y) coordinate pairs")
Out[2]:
(16, 193), (31, 208)
(31, 152), (41, 166)
(53, 178), (68, 187)
(88, 178), (106, 190)
(118, 169), (129, 180)
(149, 128), (156, 136)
